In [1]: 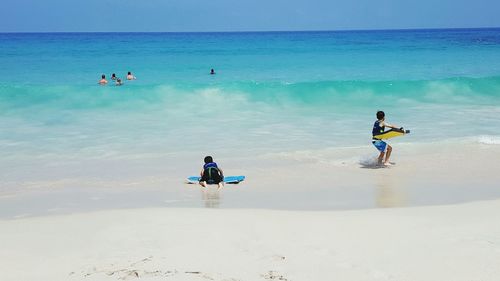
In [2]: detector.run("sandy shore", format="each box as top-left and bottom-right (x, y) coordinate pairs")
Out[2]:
(1, 199), (500, 281)
(0, 141), (499, 280)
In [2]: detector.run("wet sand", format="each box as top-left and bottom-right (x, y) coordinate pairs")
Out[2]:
(1, 141), (500, 218)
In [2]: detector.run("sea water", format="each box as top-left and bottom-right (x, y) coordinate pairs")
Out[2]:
(1, 29), (500, 207)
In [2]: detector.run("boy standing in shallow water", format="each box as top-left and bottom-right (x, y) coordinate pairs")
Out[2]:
(372, 111), (400, 166)
(200, 156), (224, 189)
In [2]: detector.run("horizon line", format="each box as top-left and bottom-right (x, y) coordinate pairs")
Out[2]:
(1, 26), (499, 34)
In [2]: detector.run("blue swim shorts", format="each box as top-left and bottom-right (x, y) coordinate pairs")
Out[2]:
(372, 140), (387, 152)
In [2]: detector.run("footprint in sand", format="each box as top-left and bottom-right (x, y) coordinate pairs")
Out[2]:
(261, 270), (288, 281)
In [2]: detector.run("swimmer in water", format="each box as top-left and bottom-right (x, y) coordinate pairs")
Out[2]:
(98, 74), (108, 85)
(115, 78), (123, 86)
(210, 69), (215, 75)
(111, 73), (117, 80)
(126, 71), (136, 80)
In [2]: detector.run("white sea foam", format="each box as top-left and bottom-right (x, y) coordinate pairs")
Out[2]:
(358, 154), (380, 168)
(476, 135), (500, 145)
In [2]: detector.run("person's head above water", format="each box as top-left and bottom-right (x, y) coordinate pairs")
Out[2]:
(99, 74), (108, 85)
(126, 71), (136, 80)
(210, 69), (215, 74)
(204, 156), (214, 164)
(376, 111), (385, 120)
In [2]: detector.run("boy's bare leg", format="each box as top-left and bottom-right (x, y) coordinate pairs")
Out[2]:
(218, 182), (224, 189)
(378, 151), (385, 165)
(199, 181), (207, 187)
(384, 145), (393, 165)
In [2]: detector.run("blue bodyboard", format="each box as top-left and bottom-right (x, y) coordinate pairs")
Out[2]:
(187, 175), (245, 184)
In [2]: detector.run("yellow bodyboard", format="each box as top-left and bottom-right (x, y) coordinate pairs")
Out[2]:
(373, 129), (409, 140)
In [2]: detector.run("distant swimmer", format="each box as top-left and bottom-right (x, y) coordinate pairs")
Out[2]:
(111, 73), (117, 80)
(210, 69), (215, 75)
(98, 74), (108, 85)
(115, 78), (123, 86)
(372, 111), (405, 166)
(126, 71), (136, 80)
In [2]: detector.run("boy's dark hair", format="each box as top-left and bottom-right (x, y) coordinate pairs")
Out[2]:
(376, 111), (385, 120)
(102, 74), (105, 79)
(128, 71), (131, 75)
(204, 156), (213, 164)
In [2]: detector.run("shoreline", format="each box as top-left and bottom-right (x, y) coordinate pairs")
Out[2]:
(1, 199), (499, 280)
(1, 140), (500, 219)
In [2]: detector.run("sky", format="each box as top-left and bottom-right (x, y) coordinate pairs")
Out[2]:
(1, 0), (499, 32)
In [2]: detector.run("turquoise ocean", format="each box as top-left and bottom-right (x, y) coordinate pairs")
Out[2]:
(1, 29), (500, 201)
(2, 29), (500, 156)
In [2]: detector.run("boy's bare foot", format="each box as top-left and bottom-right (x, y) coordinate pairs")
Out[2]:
(383, 161), (393, 166)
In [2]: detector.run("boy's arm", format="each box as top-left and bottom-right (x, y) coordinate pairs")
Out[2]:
(218, 168), (224, 178)
(388, 124), (407, 132)
(200, 169), (204, 177)
(383, 121), (399, 129)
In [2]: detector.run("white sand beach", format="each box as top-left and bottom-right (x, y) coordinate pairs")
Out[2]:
(1, 199), (500, 281)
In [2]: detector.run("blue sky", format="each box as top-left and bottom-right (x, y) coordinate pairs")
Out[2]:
(1, 0), (499, 32)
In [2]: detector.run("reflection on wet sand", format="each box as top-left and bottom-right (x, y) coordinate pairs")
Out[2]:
(201, 187), (221, 208)
(374, 174), (407, 208)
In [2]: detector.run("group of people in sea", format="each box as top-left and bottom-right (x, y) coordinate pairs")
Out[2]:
(98, 69), (216, 86)
(98, 72), (136, 86)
